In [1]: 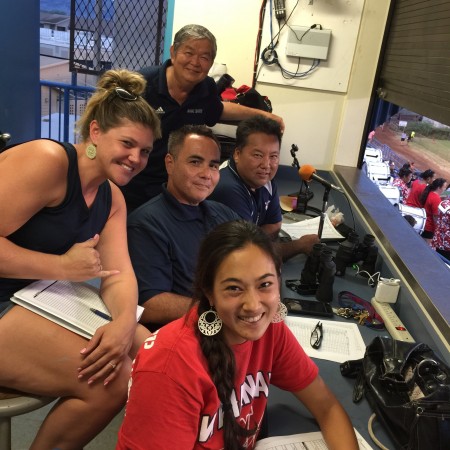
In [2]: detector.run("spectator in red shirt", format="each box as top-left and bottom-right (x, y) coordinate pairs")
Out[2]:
(419, 178), (448, 244)
(117, 221), (358, 450)
(405, 169), (436, 207)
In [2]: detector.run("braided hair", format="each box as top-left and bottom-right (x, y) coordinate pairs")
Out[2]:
(192, 220), (281, 450)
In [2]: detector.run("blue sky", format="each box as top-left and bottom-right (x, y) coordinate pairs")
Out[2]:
(41, 0), (70, 15)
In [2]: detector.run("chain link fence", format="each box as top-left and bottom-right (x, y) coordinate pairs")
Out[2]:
(70, 0), (167, 75)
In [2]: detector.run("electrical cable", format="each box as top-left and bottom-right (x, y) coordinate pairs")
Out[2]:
(252, 0), (268, 87)
(266, 0), (300, 51)
(278, 59), (320, 79)
(368, 414), (390, 450)
(352, 264), (380, 287)
(257, 0), (305, 81)
(258, 0), (322, 81)
(288, 24), (312, 42)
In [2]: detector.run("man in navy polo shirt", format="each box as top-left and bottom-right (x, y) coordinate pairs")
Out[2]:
(127, 125), (239, 328)
(121, 24), (285, 212)
(210, 116), (319, 260)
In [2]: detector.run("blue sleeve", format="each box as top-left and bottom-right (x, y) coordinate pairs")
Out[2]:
(200, 77), (224, 126)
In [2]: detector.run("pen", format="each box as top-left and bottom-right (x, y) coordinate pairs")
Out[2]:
(33, 280), (58, 298)
(90, 308), (112, 321)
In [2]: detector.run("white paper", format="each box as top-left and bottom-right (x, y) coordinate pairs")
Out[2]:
(255, 428), (373, 449)
(284, 316), (366, 363)
(281, 215), (344, 241)
(11, 280), (143, 339)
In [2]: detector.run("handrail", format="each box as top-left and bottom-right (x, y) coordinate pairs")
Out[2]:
(40, 80), (95, 143)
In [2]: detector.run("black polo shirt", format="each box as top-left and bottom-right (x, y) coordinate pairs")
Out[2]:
(121, 60), (224, 212)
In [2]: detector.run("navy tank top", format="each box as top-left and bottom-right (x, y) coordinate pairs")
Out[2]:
(0, 141), (112, 301)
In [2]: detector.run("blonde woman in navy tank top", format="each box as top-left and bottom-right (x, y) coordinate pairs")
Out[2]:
(0, 68), (160, 449)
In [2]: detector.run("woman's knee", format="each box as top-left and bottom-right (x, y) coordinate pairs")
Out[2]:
(81, 357), (132, 411)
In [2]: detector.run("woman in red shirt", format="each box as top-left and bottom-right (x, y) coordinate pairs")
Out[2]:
(419, 178), (448, 243)
(117, 221), (358, 450)
(405, 169), (435, 207)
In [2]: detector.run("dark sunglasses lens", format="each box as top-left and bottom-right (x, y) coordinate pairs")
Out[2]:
(114, 87), (137, 101)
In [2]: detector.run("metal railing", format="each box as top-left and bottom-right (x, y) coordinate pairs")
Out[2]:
(40, 80), (95, 143)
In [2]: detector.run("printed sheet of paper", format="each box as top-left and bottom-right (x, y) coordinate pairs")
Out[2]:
(281, 215), (344, 241)
(255, 428), (373, 449)
(12, 280), (143, 338)
(284, 316), (366, 363)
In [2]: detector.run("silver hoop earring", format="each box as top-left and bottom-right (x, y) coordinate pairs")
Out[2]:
(272, 301), (287, 323)
(86, 144), (97, 160)
(198, 308), (223, 336)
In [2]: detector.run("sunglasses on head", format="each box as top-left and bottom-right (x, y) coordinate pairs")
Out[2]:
(109, 87), (138, 102)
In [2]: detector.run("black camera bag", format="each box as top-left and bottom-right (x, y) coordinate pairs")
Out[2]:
(362, 337), (450, 449)
(221, 85), (272, 113)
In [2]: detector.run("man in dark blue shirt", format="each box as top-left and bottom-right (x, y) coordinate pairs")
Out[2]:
(121, 24), (284, 212)
(210, 116), (319, 260)
(127, 125), (239, 327)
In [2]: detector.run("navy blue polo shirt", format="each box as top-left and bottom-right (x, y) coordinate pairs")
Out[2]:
(127, 186), (239, 304)
(121, 60), (224, 211)
(210, 159), (282, 226)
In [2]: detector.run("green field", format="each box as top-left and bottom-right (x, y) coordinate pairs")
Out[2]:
(389, 122), (450, 162)
(410, 135), (450, 160)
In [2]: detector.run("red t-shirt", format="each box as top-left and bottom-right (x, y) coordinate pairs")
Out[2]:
(405, 179), (426, 208)
(117, 310), (318, 450)
(424, 191), (442, 232)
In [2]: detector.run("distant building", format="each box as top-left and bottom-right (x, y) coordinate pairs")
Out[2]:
(422, 117), (450, 130)
(40, 11), (97, 132)
(40, 12), (71, 59)
(395, 108), (423, 123)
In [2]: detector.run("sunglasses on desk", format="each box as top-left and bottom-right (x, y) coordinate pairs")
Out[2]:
(310, 321), (323, 349)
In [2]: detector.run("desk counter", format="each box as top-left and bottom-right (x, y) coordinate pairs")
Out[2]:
(267, 249), (395, 448)
(268, 164), (449, 448)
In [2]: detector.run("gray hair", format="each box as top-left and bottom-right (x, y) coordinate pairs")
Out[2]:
(173, 24), (217, 60)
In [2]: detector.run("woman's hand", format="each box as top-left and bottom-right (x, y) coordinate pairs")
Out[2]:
(77, 316), (137, 385)
(60, 234), (120, 281)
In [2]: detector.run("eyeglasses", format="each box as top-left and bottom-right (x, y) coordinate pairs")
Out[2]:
(310, 321), (323, 349)
(109, 87), (138, 102)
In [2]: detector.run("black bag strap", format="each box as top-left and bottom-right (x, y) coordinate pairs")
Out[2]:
(369, 337), (431, 391)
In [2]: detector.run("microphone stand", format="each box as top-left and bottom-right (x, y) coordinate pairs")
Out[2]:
(317, 186), (331, 240)
(295, 181), (313, 214)
(289, 144), (315, 215)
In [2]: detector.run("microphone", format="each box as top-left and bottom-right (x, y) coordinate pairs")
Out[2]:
(299, 164), (342, 192)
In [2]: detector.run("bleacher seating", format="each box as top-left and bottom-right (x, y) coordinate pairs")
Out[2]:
(365, 161), (391, 185)
(378, 184), (400, 205)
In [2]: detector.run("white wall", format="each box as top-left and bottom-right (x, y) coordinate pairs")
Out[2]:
(172, 0), (390, 168)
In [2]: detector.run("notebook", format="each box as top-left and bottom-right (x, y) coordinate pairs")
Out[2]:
(11, 280), (144, 339)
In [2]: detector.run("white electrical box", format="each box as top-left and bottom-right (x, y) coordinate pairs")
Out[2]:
(286, 26), (331, 60)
